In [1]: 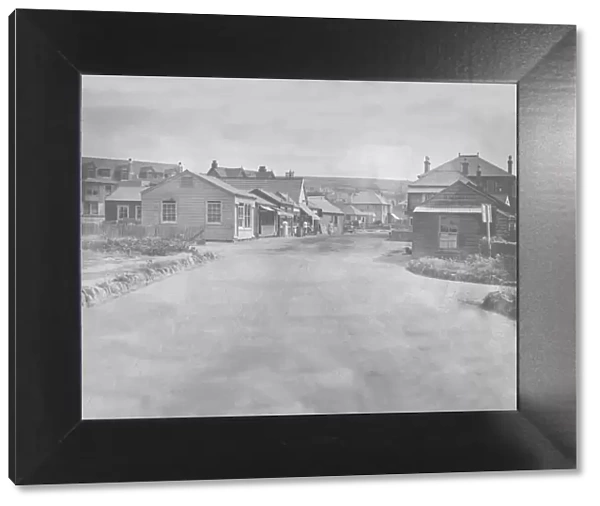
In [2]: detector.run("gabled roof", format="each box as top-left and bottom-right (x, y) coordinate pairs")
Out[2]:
(210, 167), (246, 178)
(250, 188), (289, 207)
(350, 190), (390, 205)
(224, 178), (306, 205)
(307, 196), (344, 215)
(141, 170), (256, 199)
(409, 171), (474, 188)
(209, 165), (276, 179)
(338, 204), (375, 217)
(82, 156), (180, 180)
(415, 181), (513, 213)
(423, 154), (513, 179)
(105, 186), (143, 202)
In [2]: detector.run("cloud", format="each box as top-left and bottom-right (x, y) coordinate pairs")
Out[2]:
(82, 77), (516, 180)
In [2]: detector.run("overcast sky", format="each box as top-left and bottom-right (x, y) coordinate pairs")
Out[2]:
(82, 76), (516, 181)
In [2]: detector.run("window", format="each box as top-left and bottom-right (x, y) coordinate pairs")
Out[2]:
(86, 187), (98, 196)
(120, 169), (129, 181)
(508, 217), (516, 231)
(98, 168), (111, 178)
(105, 185), (113, 195)
(162, 201), (177, 223)
(439, 216), (459, 250)
(84, 202), (99, 215)
(244, 204), (252, 228)
(86, 167), (96, 178)
(139, 167), (153, 179)
(207, 201), (222, 224)
(180, 175), (194, 188)
(237, 204), (244, 229)
(135, 205), (142, 221)
(117, 205), (129, 220)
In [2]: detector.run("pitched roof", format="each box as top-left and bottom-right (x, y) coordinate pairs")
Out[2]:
(338, 204), (374, 216)
(297, 202), (320, 219)
(105, 186), (143, 202)
(409, 171), (474, 188)
(224, 178), (306, 205)
(415, 181), (512, 213)
(210, 167), (246, 178)
(307, 196), (344, 215)
(82, 156), (180, 179)
(209, 165), (276, 179)
(424, 154), (513, 179)
(141, 170), (256, 199)
(250, 188), (289, 206)
(350, 190), (390, 205)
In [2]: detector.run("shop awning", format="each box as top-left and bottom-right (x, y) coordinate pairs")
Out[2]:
(259, 204), (276, 211)
(390, 213), (400, 220)
(277, 210), (295, 218)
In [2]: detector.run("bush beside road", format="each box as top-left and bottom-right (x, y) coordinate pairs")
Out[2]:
(406, 254), (516, 286)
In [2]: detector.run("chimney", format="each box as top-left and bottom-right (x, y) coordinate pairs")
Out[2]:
(476, 165), (482, 189)
(424, 156), (431, 173)
(124, 157), (132, 181)
(211, 160), (218, 170)
(507, 155), (513, 175)
(177, 161), (183, 173)
(258, 165), (267, 173)
(461, 158), (469, 176)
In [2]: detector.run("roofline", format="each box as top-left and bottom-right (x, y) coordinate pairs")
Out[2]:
(420, 180), (512, 212)
(82, 156), (180, 166)
(141, 170), (256, 199)
(423, 154), (514, 178)
(221, 176), (305, 181)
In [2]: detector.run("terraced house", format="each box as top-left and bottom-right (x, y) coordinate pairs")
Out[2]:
(81, 156), (182, 221)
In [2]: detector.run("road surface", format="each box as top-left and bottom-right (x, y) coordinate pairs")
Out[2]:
(83, 234), (516, 419)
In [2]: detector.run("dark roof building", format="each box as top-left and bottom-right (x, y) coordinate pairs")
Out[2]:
(411, 180), (515, 258)
(207, 160), (276, 179)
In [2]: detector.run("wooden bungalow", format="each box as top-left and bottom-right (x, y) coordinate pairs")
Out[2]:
(411, 180), (514, 258)
(141, 170), (257, 242)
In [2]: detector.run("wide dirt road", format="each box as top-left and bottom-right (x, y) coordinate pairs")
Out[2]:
(83, 233), (516, 419)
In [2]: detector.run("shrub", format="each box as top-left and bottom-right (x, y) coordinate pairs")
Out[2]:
(407, 254), (515, 285)
(81, 237), (195, 256)
(481, 288), (517, 319)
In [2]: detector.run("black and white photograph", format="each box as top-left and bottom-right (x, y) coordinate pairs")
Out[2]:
(81, 76), (518, 419)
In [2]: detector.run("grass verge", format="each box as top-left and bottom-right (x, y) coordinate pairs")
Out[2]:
(407, 254), (516, 286)
(81, 250), (217, 308)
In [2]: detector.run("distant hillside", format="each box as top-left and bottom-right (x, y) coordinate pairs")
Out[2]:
(303, 176), (409, 195)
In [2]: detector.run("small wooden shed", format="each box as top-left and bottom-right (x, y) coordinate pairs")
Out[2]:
(411, 181), (514, 258)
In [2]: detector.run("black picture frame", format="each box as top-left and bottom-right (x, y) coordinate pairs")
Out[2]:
(9, 9), (577, 485)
